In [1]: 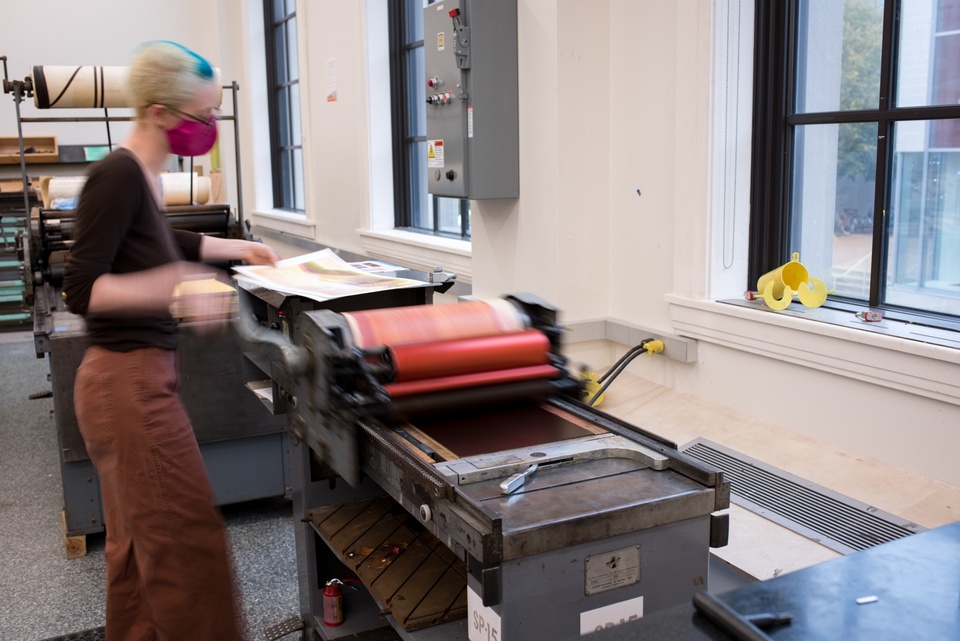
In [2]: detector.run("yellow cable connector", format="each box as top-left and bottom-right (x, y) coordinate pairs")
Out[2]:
(643, 339), (665, 354)
(579, 367), (605, 406)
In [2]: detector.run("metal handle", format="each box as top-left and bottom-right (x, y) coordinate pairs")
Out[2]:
(499, 463), (538, 495)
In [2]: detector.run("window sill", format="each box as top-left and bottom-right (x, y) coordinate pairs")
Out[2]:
(666, 294), (960, 406)
(358, 228), (472, 283)
(250, 209), (315, 239)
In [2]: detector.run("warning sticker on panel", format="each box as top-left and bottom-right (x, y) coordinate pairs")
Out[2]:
(428, 139), (444, 168)
(584, 546), (641, 596)
(437, 32), (445, 50)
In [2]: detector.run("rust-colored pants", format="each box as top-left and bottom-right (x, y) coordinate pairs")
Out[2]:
(75, 346), (244, 641)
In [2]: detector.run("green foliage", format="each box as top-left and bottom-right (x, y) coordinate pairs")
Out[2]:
(837, 0), (882, 179)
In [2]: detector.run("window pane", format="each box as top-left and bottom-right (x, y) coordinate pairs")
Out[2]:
(795, 0), (882, 113)
(293, 148), (305, 211)
(407, 47), (426, 137)
(280, 150), (294, 209)
(274, 22), (288, 84)
(941, 0), (960, 29)
(278, 87), (290, 146)
(436, 198), (461, 234)
(286, 18), (299, 82)
(290, 82), (301, 145)
(886, 120), (960, 315)
(272, 0), (285, 23)
(897, 0), (960, 107)
(409, 141), (429, 229)
(792, 122), (877, 301)
(405, 0), (425, 43)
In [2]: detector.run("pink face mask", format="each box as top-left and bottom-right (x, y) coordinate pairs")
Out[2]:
(165, 117), (218, 157)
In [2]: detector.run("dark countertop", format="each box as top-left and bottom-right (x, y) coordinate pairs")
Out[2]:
(587, 519), (960, 640)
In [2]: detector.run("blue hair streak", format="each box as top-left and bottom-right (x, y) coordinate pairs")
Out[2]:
(143, 40), (214, 80)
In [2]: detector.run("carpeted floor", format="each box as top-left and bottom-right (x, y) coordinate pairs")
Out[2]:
(0, 332), (299, 641)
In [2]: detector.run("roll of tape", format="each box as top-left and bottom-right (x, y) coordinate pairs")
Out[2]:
(161, 173), (211, 205)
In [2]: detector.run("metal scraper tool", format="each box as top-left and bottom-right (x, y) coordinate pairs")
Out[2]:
(499, 463), (539, 494)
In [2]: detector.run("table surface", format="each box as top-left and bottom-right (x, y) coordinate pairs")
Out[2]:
(588, 519), (960, 640)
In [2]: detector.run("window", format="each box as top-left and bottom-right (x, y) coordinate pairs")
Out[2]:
(750, 0), (960, 325)
(264, 0), (305, 212)
(389, 0), (471, 238)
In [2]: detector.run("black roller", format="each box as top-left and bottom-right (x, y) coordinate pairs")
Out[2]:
(388, 379), (553, 422)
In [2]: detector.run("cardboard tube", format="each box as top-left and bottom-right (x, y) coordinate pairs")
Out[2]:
(30, 65), (223, 109)
(160, 173), (211, 205)
(32, 65), (130, 109)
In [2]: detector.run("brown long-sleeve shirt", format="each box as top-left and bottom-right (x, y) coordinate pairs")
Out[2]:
(62, 147), (202, 351)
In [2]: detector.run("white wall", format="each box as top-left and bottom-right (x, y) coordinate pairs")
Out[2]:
(0, 0), (220, 147)
(470, 0), (960, 488)
(4, 0), (959, 487)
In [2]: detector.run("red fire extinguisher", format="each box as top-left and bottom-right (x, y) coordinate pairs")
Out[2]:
(323, 579), (344, 627)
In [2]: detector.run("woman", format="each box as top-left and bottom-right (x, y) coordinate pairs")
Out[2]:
(62, 41), (278, 640)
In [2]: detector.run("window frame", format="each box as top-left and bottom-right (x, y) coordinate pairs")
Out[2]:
(749, 0), (960, 331)
(263, 0), (305, 213)
(388, 0), (471, 239)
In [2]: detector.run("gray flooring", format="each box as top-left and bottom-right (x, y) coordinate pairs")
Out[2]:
(0, 333), (299, 641)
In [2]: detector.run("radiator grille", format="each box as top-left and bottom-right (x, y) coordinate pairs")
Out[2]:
(683, 439), (923, 554)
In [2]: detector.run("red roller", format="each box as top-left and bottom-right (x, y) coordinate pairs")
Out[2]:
(385, 364), (559, 398)
(343, 299), (526, 349)
(389, 330), (549, 382)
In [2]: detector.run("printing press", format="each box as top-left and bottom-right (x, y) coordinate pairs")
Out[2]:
(22, 201), (237, 348)
(237, 290), (731, 640)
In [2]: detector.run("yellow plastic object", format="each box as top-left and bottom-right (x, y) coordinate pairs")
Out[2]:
(796, 278), (830, 308)
(643, 339), (665, 354)
(760, 280), (793, 310)
(757, 252), (809, 298)
(579, 368), (604, 406)
(755, 252), (833, 310)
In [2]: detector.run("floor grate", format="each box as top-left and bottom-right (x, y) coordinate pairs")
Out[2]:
(682, 438), (924, 554)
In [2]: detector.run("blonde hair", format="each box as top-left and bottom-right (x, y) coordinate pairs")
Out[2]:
(127, 41), (215, 119)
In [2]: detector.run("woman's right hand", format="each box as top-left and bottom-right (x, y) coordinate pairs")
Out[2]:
(168, 269), (238, 331)
(87, 261), (222, 317)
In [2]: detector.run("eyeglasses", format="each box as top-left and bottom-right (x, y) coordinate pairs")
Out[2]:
(166, 105), (221, 125)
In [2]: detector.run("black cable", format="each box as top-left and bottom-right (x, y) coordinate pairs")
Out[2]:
(598, 341), (648, 384)
(587, 339), (655, 406)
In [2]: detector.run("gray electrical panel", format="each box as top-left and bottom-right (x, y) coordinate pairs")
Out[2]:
(423, 0), (519, 199)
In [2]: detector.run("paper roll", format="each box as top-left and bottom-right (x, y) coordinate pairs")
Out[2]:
(40, 175), (87, 209)
(30, 65), (222, 109)
(160, 173), (211, 205)
(32, 66), (130, 109)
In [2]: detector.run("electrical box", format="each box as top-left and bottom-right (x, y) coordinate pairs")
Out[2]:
(423, 0), (519, 199)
